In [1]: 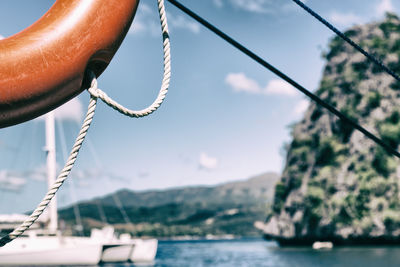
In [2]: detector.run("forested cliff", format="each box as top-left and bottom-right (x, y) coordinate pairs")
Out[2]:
(264, 13), (400, 245)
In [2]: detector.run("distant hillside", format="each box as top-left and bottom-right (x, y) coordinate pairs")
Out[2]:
(59, 172), (279, 238)
(99, 172), (278, 207)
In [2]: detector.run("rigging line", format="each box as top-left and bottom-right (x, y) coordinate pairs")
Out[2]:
(96, 199), (108, 225)
(83, 131), (132, 226)
(167, 0), (400, 159)
(9, 123), (29, 169)
(70, 122), (107, 225)
(291, 0), (400, 84)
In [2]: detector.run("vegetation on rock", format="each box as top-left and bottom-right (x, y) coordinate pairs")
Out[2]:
(264, 13), (400, 245)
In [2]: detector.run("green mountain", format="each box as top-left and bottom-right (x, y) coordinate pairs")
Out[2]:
(59, 172), (279, 238)
(264, 13), (400, 245)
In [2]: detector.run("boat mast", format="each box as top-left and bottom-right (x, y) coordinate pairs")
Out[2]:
(45, 111), (58, 233)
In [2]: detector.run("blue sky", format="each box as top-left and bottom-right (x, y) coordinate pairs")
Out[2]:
(0, 0), (399, 213)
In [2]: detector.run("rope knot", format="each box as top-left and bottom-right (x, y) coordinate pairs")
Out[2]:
(87, 72), (100, 98)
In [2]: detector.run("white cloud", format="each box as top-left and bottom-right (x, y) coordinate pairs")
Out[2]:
(215, 0), (307, 14)
(129, 3), (157, 35)
(71, 168), (126, 183)
(28, 165), (47, 181)
(199, 152), (218, 170)
(0, 170), (27, 191)
(130, 19), (148, 34)
(329, 11), (363, 27)
(54, 98), (83, 122)
(377, 0), (394, 17)
(0, 35), (4, 40)
(74, 168), (102, 180)
(229, 0), (272, 14)
(225, 73), (262, 93)
(167, 13), (200, 34)
(77, 180), (91, 187)
(138, 170), (150, 178)
(129, 3), (200, 36)
(264, 79), (297, 96)
(139, 2), (153, 14)
(213, 0), (223, 7)
(293, 99), (309, 115)
(129, 3), (161, 36)
(37, 98), (83, 123)
(225, 73), (298, 97)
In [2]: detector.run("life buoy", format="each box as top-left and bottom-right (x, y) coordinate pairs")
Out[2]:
(0, 0), (139, 128)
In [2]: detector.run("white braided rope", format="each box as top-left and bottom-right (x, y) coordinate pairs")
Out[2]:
(89, 0), (171, 117)
(0, 75), (98, 247)
(0, 0), (171, 247)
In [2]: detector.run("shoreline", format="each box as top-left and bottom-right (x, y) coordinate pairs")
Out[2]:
(158, 235), (264, 242)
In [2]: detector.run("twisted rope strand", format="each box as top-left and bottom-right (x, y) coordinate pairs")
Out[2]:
(0, 75), (99, 247)
(89, 0), (171, 117)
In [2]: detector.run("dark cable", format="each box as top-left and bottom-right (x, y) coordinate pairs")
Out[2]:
(167, 0), (400, 159)
(291, 0), (400, 84)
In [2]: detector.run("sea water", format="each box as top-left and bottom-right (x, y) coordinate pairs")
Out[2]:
(99, 238), (400, 267)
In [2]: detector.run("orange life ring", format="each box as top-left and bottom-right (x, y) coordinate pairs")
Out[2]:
(0, 0), (139, 128)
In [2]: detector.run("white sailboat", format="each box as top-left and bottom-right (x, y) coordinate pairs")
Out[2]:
(0, 232), (102, 266)
(0, 111), (103, 265)
(0, 111), (158, 265)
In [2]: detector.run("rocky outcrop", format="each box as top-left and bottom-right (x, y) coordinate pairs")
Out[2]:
(264, 13), (400, 245)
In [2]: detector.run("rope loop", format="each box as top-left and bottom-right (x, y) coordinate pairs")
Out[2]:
(88, 0), (171, 118)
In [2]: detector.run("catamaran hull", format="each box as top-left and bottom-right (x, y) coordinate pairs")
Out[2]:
(99, 239), (158, 263)
(101, 243), (134, 263)
(130, 239), (158, 263)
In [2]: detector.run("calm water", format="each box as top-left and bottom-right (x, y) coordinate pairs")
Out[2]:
(101, 238), (400, 267)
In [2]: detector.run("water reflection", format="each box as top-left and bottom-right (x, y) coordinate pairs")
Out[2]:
(99, 239), (400, 267)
